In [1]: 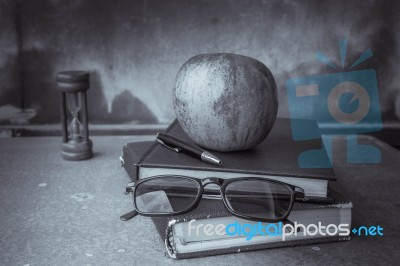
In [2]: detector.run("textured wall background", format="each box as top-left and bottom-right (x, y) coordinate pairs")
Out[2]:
(0, 1), (20, 107)
(0, 0), (399, 125)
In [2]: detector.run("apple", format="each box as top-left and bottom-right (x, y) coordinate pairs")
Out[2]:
(173, 53), (278, 152)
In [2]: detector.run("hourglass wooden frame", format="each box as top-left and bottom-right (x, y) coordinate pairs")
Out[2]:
(56, 71), (93, 160)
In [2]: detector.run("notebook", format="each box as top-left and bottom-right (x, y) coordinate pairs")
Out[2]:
(152, 193), (352, 259)
(122, 118), (335, 199)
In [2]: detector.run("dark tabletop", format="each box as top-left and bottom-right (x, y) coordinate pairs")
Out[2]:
(0, 136), (399, 266)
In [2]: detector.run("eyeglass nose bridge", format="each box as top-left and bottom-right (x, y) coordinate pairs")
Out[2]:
(201, 177), (224, 187)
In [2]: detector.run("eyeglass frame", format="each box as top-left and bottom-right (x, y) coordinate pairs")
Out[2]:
(122, 175), (309, 223)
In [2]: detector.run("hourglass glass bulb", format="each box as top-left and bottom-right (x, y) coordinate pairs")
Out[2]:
(68, 93), (81, 116)
(67, 93), (84, 142)
(70, 117), (84, 141)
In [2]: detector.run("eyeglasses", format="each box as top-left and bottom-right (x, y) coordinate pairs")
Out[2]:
(120, 175), (308, 223)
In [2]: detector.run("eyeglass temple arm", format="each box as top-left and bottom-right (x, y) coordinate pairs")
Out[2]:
(120, 182), (138, 221)
(120, 210), (138, 221)
(294, 187), (308, 201)
(283, 218), (294, 227)
(282, 218), (301, 232)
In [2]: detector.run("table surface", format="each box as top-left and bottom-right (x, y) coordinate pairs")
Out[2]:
(0, 136), (399, 266)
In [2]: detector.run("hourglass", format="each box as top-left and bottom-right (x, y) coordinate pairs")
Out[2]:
(56, 71), (93, 160)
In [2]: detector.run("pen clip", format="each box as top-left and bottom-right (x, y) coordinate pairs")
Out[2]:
(156, 137), (181, 153)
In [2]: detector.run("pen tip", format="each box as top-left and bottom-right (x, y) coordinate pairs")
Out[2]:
(202, 152), (222, 165)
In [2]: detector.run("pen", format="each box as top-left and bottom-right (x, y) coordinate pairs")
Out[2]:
(156, 133), (222, 165)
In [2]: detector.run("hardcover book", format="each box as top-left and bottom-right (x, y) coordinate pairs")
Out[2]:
(122, 118), (335, 199)
(154, 195), (352, 259)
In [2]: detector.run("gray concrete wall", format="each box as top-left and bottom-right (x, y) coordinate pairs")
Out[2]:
(0, 0), (399, 125)
(0, 0), (21, 107)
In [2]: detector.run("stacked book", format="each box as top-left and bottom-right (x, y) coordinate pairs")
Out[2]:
(121, 118), (352, 259)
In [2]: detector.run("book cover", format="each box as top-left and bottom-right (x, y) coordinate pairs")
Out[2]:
(127, 118), (335, 198)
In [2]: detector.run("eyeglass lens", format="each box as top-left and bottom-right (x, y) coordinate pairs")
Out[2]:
(135, 176), (200, 214)
(224, 179), (292, 220)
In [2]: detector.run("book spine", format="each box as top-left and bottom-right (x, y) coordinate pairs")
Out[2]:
(136, 119), (178, 169)
(121, 143), (138, 181)
(122, 141), (154, 181)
